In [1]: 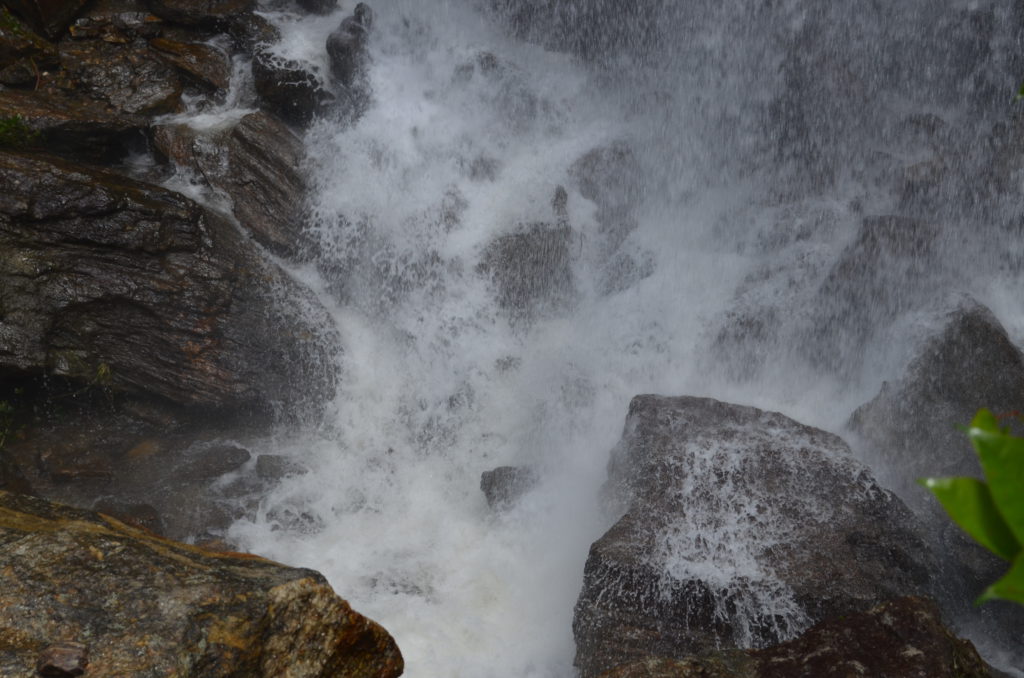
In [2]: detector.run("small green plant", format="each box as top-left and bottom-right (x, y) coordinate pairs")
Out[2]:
(0, 115), (39, 149)
(920, 409), (1024, 606)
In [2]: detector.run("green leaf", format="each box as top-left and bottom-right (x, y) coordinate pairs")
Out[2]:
(918, 476), (1020, 561)
(968, 419), (1024, 546)
(978, 552), (1024, 606)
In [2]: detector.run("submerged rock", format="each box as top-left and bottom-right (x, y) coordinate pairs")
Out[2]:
(598, 597), (999, 678)
(0, 490), (404, 677)
(574, 395), (932, 678)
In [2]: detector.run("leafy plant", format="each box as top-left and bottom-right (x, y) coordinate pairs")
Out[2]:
(920, 409), (1024, 606)
(0, 115), (39, 149)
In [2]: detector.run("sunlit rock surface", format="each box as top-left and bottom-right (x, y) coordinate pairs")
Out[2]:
(0, 490), (404, 677)
(596, 597), (1001, 678)
(574, 395), (933, 678)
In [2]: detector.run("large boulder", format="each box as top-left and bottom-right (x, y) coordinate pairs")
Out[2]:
(0, 149), (335, 419)
(849, 298), (1024, 503)
(574, 395), (933, 678)
(598, 597), (1000, 678)
(0, 490), (404, 677)
(154, 111), (311, 258)
(143, 0), (255, 29)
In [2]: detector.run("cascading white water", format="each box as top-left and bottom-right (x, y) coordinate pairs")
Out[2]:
(225, 1), (1024, 675)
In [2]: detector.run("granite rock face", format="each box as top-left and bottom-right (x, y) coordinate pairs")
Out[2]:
(574, 395), (933, 678)
(0, 490), (404, 678)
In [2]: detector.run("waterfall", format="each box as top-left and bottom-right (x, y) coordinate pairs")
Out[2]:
(226, 1), (1024, 675)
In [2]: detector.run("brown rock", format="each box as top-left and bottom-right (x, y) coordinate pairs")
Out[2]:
(36, 642), (88, 677)
(0, 490), (404, 677)
(0, 87), (148, 162)
(153, 111), (311, 257)
(58, 39), (184, 115)
(150, 36), (231, 91)
(0, 149), (336, 417)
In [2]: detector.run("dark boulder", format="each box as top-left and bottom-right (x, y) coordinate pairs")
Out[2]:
(58, 39), (184, 115)
(0, 490), (404, 677)
(252, 47), (331, 127)
(480, 465), (538, 510)
(477, 187), (577, 323)
(849, 298), (1024, 501)
(0, 149), (335, 418)
(150, 36), (232, 92)
(326, 2), (372, 87)
(226, 11), (279, 56)
(153, 110), (311, 258)
(574, 395), (932, 678)
(598, 597), (1000, 678)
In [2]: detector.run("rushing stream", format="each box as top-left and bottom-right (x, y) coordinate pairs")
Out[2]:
(222, 1), (1024, 675)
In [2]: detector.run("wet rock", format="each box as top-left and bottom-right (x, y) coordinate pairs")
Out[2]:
(0, 87), (148, 162)
(144, 0), (255, 28)
(2, 0), (90, 39)
(574, 395), (932, 678)
(477, 188), (577, 323)
(847, 297), (1024, 644)
(180, 444), (251, 479)
(256, 454), (306, 480)
(58, 39), (184, 115)
(478, 221), (575, 321)
(804, 215), (942, 371)
(569, 141), (643, 256)
(67, 9), (163, 42)
(93, 499), (165, 535)
(252, 47), (331, 127)
(326, 2), (372, 87)
(153, 110), (310, 257)
(0, 490), (404, 677)
(150, 36), (232, 91)
(0, 7), (57, 75)
(0, 150), (335, 418)
(0, 450), (32, 495)
(226, 11), (279, 55)
(297, 0), (337, 15)
(849, 298), (1024, 507)
(36, 641), (88, 677)
(597, 597), (998, 678)
(480, 465), (538, 510)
